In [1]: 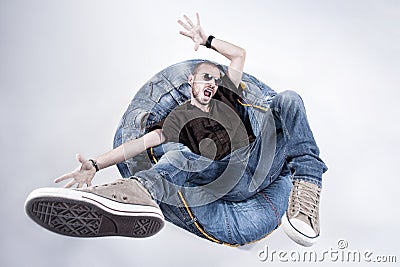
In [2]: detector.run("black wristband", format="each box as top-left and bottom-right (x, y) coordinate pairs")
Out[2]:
(89, 159), (99, 172)
(205, 35), (215, 49)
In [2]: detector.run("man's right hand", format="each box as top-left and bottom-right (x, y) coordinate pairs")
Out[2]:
(54, 154), (96, 188)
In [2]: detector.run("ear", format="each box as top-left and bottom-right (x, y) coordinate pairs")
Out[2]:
(188, 74), (194, 86)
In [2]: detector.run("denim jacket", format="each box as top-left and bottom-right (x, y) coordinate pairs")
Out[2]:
(113, 59), (277, 175)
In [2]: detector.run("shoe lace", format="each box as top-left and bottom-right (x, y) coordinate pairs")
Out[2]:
(291, 181), (321, 221)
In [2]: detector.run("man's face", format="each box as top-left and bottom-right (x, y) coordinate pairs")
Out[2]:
(189, 64), (221, 107)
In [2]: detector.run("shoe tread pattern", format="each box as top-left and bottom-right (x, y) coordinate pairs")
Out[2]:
(26, 197), (163, 238)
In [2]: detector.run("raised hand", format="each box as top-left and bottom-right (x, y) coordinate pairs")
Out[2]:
(178, 13), (208, 51)
(54, 154), (96, 188)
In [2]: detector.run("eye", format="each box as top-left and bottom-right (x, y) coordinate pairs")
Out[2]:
(203, 73), (213, 81)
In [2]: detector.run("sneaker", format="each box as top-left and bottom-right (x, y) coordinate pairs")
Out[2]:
(282, 180), (321, 246)
(25, 178), (164, 238)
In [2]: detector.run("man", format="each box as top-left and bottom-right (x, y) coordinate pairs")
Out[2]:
(25, 14), (327, 247)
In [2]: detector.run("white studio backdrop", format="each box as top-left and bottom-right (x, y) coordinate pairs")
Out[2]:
(0, 0), (399, 266)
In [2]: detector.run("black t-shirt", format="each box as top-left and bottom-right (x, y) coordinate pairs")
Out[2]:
(150, 76), (256, 160)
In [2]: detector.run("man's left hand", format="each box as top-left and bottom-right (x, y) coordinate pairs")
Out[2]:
(178, 13), (207, 51)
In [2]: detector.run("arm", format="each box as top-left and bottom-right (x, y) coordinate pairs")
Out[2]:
(96, 129), (165, 170)
(178, 13), (246, 88)
(54, 129), (165, 188)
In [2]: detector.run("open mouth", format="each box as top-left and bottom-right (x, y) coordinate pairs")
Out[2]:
(204, 89), (213, 97)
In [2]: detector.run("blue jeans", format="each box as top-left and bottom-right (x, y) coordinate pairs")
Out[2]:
(113, 60), (327, 246)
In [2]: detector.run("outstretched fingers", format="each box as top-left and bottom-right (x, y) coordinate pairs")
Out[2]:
(194, 42), (200, 51)
(196, 12), (201, 26)
(183, 14), (194, 27)
(54, 172), (76, 184)
(178, 19), (191, 32)
(64, 178), (78, 188)
(53, 153), (94, 188)
(179, 30), (191, 38)
(178, 13), (205, 51)
(76, 153), (87, 164)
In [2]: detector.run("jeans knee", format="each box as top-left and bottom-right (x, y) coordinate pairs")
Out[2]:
(159, 145), (198, 165)
(280, 90), (302, 102)
(161, 149), (185, 164)
(274, 90), (304, 110)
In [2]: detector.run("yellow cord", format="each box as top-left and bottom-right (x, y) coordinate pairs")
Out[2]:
(237, 99), (269, 111)
(177, 190), (240, 247)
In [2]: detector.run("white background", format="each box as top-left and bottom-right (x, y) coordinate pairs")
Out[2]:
(1, 0), (399, 266)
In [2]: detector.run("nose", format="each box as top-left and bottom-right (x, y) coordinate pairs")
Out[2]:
(207, 82), (217, 89)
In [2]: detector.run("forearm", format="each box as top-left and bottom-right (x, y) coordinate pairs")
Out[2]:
(95, 129), (165, 171)
(207, 37), (246, 87)
(94, 138), (145, 171)
(209, 38), (246, 66)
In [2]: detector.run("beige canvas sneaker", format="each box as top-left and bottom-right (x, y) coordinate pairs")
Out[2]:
(282, 180), (321, 246)
(25, 178), (164, 238)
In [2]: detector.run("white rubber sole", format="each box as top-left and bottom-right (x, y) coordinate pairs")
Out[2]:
(281, 213), (319, 247)
(25, 187), (164, 238)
